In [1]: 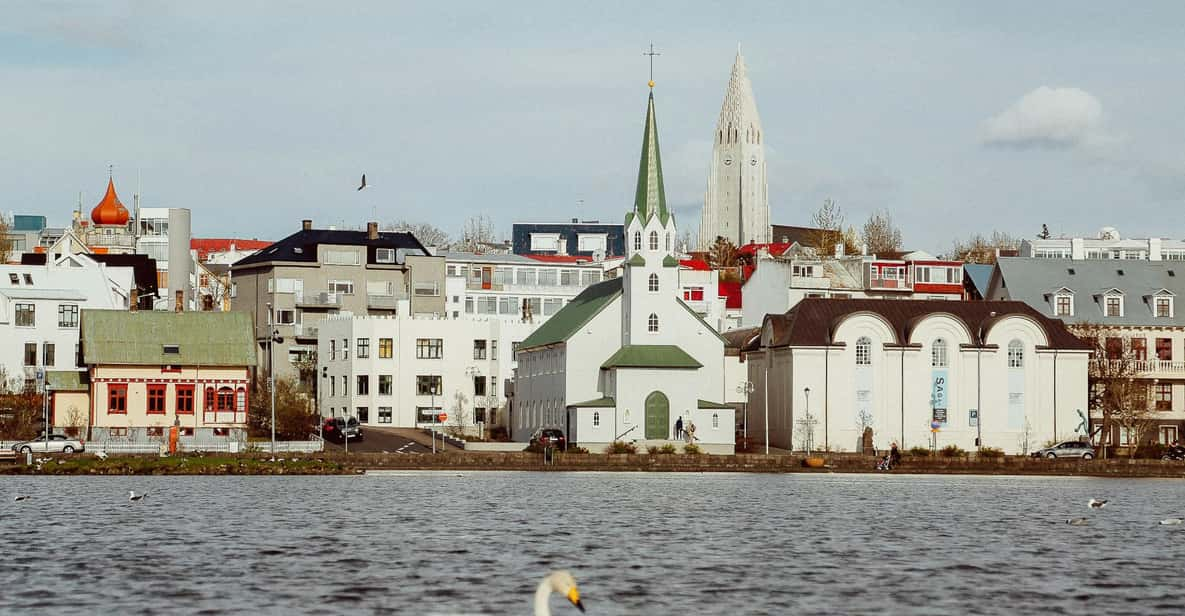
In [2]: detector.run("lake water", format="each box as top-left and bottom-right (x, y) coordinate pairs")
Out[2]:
(1, 472), (1183, 615)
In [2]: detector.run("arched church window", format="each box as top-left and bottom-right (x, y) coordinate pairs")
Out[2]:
(649, 231), (659, 251)
(855, 337), (872, 365)
(633, 231), (641, 251)
(712, 413), (719, 428)
(932, 339), (948, 367)
(665, 233), (671, 252)
(648, 313), (659, 333)
(648, 273), (659, 293)
(1008, 340), (1024, 368)
(593, 412), (600, 427)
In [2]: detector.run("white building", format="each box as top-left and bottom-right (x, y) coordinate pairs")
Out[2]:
(699, 48), (770, 248)
(0, 254), (133, 389)
(317, 310), (536, 434)
(1020, 227), (1185, 261)
(514, 88), (738, 453)
(740, 298), (1091, 455)
(440, 251), (621, 322)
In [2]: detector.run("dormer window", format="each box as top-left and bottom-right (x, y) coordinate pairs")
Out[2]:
(1050, 289), (1074, 317)
(1156, 297), (1172, 317)
(1105, 294), (1123, 317)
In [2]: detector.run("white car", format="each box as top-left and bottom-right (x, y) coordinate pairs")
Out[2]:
(12, 434), (86, 454)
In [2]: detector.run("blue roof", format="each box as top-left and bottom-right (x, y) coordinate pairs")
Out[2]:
(964, 263), (994, 298)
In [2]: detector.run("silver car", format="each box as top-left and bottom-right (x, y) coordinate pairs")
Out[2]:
(12, 434), (85, 454)
(1032, 440), (1095, 460)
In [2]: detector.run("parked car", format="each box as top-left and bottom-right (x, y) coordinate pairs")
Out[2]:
(322, 417), (363, 443)
(1162, 445), (1185, 461)
(530, 428), (567, 451)
(1031, 440), (1095, 460)
(12, 434), (86, 454)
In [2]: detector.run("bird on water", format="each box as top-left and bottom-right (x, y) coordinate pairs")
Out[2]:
(1066, 518), (1089, 526)
(534, 570), (584, 616)
(128, 491), (147, 502)
(13, 495), (29, 502)
(1159, 518), (1183, 526)
(1088, 499), (1108, 509)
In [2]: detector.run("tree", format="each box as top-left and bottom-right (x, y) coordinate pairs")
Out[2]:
(0, 389), (44, 440)
(808, 199), (844, 254)
(456, 215), (498, 252)
(248, 375), (319, 440)
(1075, 322), (1155, 459)
(1037, 224), (1051, 240)
(706, 236), (739, 268)
(949, 231), (1020, 264)
(385, 220), (450, 248)
(860, 210), (903, 256)
(0, 214), (12, 264)
(448, 390), (469, 437)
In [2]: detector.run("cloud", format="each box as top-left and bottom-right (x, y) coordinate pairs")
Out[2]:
(981, 86), (1109, 149)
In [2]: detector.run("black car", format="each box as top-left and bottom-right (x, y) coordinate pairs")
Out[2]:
(530, 428), (567, 451)
(323, 417), (363, 443)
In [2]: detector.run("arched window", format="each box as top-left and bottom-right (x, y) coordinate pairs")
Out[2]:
(1008, 340), (1024, 368)
(205, 387), (215, 411)
(665, 233), (671, 252)
(931, 338), (948, 367)
(649, 231), (659, 251)
(648, 313), (659, 332)
(648, 273), (659, 293)
(236, 386), (247, 412)
(593, 411), (600, 427)
(217, 386), (235, 411)
(712, 413), (719, 428)
(855, 337), (872, 365)
(633, 231), (642, 251)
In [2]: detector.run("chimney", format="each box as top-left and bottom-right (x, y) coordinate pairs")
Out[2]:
(367, 222), (379, 240)
(302, 219), (313, 231)
(130, 288), (138, 311)
(175, 290), (184, 312)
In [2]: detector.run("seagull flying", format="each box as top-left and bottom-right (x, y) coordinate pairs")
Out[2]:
(1160, 518), (1183, 526)
(1088, 499), (1108, 509)
(13, 495), (29, 502)
(357, 174), (369, 191)
(128, 491), (147, 502)
(1066, 518), (1089, 526)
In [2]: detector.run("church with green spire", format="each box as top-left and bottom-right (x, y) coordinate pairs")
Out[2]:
(512, 87), (735, 453)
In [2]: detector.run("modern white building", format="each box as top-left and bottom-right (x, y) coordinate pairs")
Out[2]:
(440, 251), (621, 322)
(699, 48), (770, 248)
(1019, 227), (1185, 261)
(317, 310), (536, 435)
(740, 299), (1091, 455)
(514, 88), (738, 453)
(0, 254), (133, 389)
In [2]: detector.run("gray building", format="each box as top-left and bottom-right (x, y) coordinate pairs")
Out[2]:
(230, 220), (444, 383)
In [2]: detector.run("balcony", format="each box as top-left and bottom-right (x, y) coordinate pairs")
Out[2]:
(295, 291), (343, 309)
(293, 323), (317, 339)
(867, 277), (913, 292)
(1101, 359), (1185, 375)
(367, 294), (398, 310)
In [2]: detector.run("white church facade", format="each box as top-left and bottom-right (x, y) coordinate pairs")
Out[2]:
(699, 49), (770, 248)
(513, 87), (737, 453)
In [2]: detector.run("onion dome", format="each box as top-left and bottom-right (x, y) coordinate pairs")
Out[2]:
(91, 178), (130, 226)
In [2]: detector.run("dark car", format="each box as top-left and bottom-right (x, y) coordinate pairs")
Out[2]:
(322, 417), (363, 443)
(530, 428), (567, 451)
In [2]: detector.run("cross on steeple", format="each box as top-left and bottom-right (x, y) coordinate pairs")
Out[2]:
(643, 42), (661, 88)
(107, 163), (114, 179)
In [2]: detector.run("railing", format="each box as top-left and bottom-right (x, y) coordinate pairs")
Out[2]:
(293, 324), (317, 339)
(295, 291), (343, 308)
(1101, 359), (1185, 374)
(868, 277), (913, 291)
(615, 425), (638, 441)
(367, 294), (398, 310)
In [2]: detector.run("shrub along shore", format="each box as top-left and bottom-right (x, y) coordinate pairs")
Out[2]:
(3, 451), (1184, 478)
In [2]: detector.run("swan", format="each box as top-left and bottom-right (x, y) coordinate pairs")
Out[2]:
(1088, 498), (1108, 509)
(534, 570), (584, 615)
(128, 491), (147, 502)
(1159, 518), (1183, 526)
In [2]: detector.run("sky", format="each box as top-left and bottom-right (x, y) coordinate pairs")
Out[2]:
(3, 1), (1185, 253)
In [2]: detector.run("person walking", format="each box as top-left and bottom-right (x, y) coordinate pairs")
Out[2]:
(674, 416), (684, 441)
(686, 421), (697, 444)
(889, 442), (901, 467)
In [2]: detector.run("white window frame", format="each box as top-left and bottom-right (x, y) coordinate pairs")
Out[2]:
(530, 233), (561, 252)
(577, 234), (607, 252)
(375, 248), (396, 263)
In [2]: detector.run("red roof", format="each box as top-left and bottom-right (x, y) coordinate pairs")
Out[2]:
(678, 258), (711, 271)
(191, 238), (272, 261)
(736, 242), (796, 257)
(718, 280), (743, 309)
(524, 254), (599, 264)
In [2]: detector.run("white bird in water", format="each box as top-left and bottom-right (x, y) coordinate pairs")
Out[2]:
(13, 495), (29, 502)
(128, 491), (147, 502)
(534, 570), (584, 616)
(1066, 518), (1089, 526)
(1088, 499), (1109, 509)
(1160, 518), (1183, 526)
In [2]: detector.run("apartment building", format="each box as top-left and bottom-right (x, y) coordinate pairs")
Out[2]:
(1019, 227), (1185, 261)
(440, 251), (617, 322)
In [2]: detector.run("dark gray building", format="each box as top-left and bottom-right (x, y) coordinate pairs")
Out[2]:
(512, 220), (625, 258)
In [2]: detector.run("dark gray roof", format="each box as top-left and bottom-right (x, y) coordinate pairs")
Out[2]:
(963, 263), (994, 298)
(996, 257), (1185, 326)
(232, 229), (428, 268)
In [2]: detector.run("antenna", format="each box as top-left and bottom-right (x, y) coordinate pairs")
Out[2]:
(134, 168), (142, 242)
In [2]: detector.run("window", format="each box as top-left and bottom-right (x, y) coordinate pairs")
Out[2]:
(43, 343), (55, 367)
(581, 270), (600, 286)
(1055, 295), (1072, 317)
(23, 343), (36, 366)
(416, 338), (442, 359)
(58, 304), (79, 327)
(367, 280), (392, 296)
(7, 273), (16, 284)
(1008, 340), (1024, 368)
(538, 269), (558, 286)
(147, 384), (166, 414)
(498, 296), (518, 314)
(212, 427), (230, 437)
(357, 407), (369, 423)
(683, 287), (705, 301)
(1157, 338), (1173, 361)
(216, 386), (235, 411)
(560, 270), (579, 286)
(543, 298), (563, 315)
(647, 313), (659, 333)
(477, 297), (497, 314)
(356, 375), (369, 395)
(109, 427), (128, 438)
(492, 267), (513, 286)
(330, 376), (335, 397)
(530, 233), (561, 251)
(712, 413), (719, 428)
(23, 273), (32, 285)
(516, 268), (537, 286)
(379, 375), (392, 395)
(1105, 295), (1122, 317)
(416, 375), (442, 396)
(577, 234), (606, 252)
(378, 338), (393, 358)
(147, 427), (164, 437)
(375, 248), (396, 263)
(855, 337), (871, 365)
(205, 386), (215, 411)
(633, 231), (642, 251)
(413, 281), (440, 296)
(1132, 338), (1147, 361)
(75, 343), (82, 367)
(475, 407), (486, 423)
(329, 340), (336, 361)
(1105, 337), (1123, 360)
(177, 385), (194, 414)
(108, 384), (128, 413)
(15, 303), (34, 327)
(329, 280), (355, 295)
(324, 250), (358, 265)
(378, 407), (393, 423)
(649, 231), (659, 251)
(931, 339), (947, 367)
(474, 375), (487, 396)
(665, 233), (671, 251)
(1155, 383), (1173, 411)
(1156, 297), (1172, 318)
(593, 412), (600, 427)
(648, 273), (659, 293)
(357, 338), (370, 358)
(341, 375), (348, 396)
(474, 339), (487, 360)
(342, 338), (349, 360)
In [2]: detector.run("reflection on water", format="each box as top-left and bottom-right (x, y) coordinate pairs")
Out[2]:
(1, 472), (1183, 615)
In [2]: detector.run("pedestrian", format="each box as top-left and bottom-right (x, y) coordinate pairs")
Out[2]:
(674, 416), (684, 441)
(889, 442), (901, 467)
(686, 421), (697, 443)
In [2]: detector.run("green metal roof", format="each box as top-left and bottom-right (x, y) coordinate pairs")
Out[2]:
(80, 309), (257, 367)
(518, 278), (623, 351)
(601, 344), (702, 369)
(627, 253), (646, 267)
(630, 92), (670, 226)
(697, 400), (732, 409)
(662, 255), (679, 267)
(46, 370), (89, 392)
(567, 397), (616, 408)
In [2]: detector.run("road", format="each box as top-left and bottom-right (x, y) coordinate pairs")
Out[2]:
(320, 426), (459, 454)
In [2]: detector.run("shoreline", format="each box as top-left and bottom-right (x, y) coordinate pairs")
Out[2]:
(4, 451), (1184, 478)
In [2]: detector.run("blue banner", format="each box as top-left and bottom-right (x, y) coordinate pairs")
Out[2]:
(931, 370), (948, 425)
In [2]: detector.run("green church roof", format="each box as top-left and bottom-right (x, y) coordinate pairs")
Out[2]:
(80, 309), (257, 367)
(629, 92), (670, 226)
(627, 253), (647, 267)
(697, 400), (733, 409)
(567, 396), (616, 408)
(517, 278), (623, 351)
(601, 344), (702, 369)
(662, 255), (679, 267)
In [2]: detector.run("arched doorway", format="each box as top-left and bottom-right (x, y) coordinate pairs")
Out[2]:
(645, 391), (670, 440)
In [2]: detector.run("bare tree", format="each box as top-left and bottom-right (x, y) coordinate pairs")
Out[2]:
(860, 210), (903, 256)
(384, 220), (450, 248)
(808, 199), (845, 254)
(706, 236), (739, 268)
(449, 390), (469, 437)
(1074, 322), (1155, 458)
(677, 229), (695, 254)
(0, 214), (12, 264)
(456, 215), (498, 252)
(949, 231), (1020, 264)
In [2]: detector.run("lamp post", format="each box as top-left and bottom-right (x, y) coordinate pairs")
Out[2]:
(266, 302), (276, 459)
(466, 366), (481, 440)
(736, 380), (755, 438)
(804, 387), (811, 453)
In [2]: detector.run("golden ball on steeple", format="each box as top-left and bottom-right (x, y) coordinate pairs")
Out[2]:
(648, 80), (655, 88)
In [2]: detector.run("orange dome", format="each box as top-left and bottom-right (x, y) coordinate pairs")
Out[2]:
(91, 178), (130, 226)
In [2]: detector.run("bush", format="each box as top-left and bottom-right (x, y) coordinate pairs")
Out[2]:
(658, 444), (677, 455)
(939, 444), (966, 458)
(646, 445), (659, 455)
(605, 441), (637, 454)
(1135, 442), (1166, 459)
(978, 447), (1005, 459)
(683, 443), (703, 455)
(564, 446), (589, 455)
(907, 446), (931, 457)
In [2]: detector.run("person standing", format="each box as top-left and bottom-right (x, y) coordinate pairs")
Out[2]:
(674, 416), (684, 441)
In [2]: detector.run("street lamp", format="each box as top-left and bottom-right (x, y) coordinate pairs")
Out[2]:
(736, 380), (755, 438)
(266, 302), (283, 459)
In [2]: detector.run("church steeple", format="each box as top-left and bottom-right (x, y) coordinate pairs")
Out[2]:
(629, 91), (670, 227)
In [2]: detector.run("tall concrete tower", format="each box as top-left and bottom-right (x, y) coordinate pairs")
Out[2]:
(699, 48), (770, 249)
